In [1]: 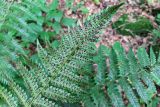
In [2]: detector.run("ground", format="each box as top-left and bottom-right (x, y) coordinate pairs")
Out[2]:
(46, 0), (160, 53)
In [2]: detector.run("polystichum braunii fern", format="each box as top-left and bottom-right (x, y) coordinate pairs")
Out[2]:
(88, 42), (160, 107)
(0, 0), (24, 86)
(0, 3), (123, 107)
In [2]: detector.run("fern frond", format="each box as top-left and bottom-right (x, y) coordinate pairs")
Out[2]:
(151, 66), (160, 85)
(93, 45), (108, 85)
(150, 47), (156, 66)
(113, 42), (129, 76)
(137, 47), (150, 67)
(119, 78), (140, 107)
(0, 33), (24, 85)
(10, 83), (29, 106)
(90, 86), (110, 107)
(0, 0), (13, 29)
(129, 74), (150, 103)
(34, 3), (122, 104)
(32, 95), (59, 107)
(127, 48), (139, 73)
(0, 85), (18, 107)
(0, 3), (122, 107)
(88, 42), (160, 107)
(108, 83), (125, 107)
(158, 52), (160, 62)
(108, 48), (119, 80)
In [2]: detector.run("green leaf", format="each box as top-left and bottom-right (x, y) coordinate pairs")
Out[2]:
(37, 16), (44, 26)
(52, 10), (63, 22)
(61, 18), (76, 26)
(120, 79), (140, 107)
(108, 83), (125, 107)
(65, 0), (74, 8)
(31, 54), (40, 63)
(52, 22), (62, 34)
(93, 0), (100, 5)
(151, 66), (160, 85)
(30, 6), (42, 17)
(148, 97), (160, 107)
(153, 29), (160, 38)
(80, 7), (89, 14)
(22, 34), (37, 43)
(93, 45), (107, 85)
(40, 31), (50, 41)
(12, 5), (37, 21)
(130, 75), (150, 103)
(127, 48), (139, 73)
(108, 48), (118, 80)
(137, 47), (150, 67)
(150, 47), (156, 66)
(141, 72), (156, 98)
(28, 23), (43, 33)
(51, 40), (59, 49)
(112, 15), (153, 36)
(49, 0), (59, 10)
(90, 86), (110, 107)
(157, 14), (160, 19)
(47, 31), (57, 37)
(113, 42), (129, 76)
(158, 52), (160, 63)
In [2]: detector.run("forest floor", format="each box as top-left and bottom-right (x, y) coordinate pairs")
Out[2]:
(46, 0), (160, 53)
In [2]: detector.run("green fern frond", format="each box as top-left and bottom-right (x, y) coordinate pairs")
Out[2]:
(90, 86), (110, 107)
(32, 95), (59, 107)
(108, 48), (119, 80)
(88, 42), (160, 107)
(0, 3), (122, 107)
(113, 42), (129, 76)
(34, 3), (122, 103)
(150, 47), (156, 66)
(93, 45), (108, 85)
(119, 78), (140, 107)
(137, 47), (150, 67)
(108, 83), (125, 107)
(0, 1), (25, 86)
(0, 85), (18, 107)
(0, 0), (13, 28)
(127, 48), (139, 73)
(0, 32), (24, 85)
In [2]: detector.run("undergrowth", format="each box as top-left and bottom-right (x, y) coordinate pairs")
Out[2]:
(1, 1), (160, 107)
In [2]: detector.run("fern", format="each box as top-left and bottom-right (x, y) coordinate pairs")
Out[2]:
(1, 0), (43, 44)
(0, 0), (24, 85)
(1, 0), (76, 48)
(88, 42), (160, 107)
(0, 3), (123, 107)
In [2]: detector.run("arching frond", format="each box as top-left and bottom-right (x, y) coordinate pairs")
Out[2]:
(88, 42), (160, 107)
(0, 2), (122, 107)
